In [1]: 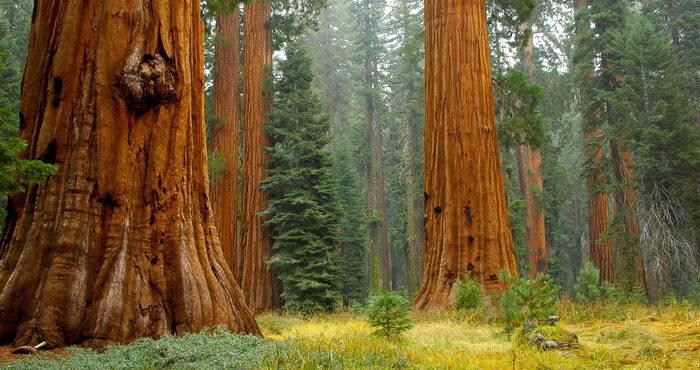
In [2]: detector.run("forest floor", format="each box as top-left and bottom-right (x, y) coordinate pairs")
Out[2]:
(2, 300), (699, 369)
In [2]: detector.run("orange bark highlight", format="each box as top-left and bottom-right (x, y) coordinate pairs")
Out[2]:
(0, 0), (259, 348)
(239, 0), (279, 313)
(211, 7), (241, 275)
(414, 0), (518, 311)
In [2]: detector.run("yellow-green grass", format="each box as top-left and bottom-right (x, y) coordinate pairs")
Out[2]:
(257, 302), (700, 369)
(6, 301), (698, 369)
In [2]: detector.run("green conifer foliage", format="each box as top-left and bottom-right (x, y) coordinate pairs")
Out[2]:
(262, 40), (342, 313)
(611, 13), (700, 298)
(0, 1), (57, 220)
(334, 153), (368, 306)
(366, 292), (413, 339)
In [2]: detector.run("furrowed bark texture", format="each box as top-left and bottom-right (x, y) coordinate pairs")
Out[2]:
(516, 21), (547, 276)
(574, 0), (614, 283)
(210, 7), (241, 274)
(0, 0), (260, 348)
(415, 0), (518, 311)
(240, 0), (279, 312)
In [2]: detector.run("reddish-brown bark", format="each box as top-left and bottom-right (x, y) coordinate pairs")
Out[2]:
(414, 0), (518, 311)
(585, 130), (615, 283)
(239, 0), (279, 312)
(210, 7), (241, 274)
(516, 146), (547, 275)
(516, 21), (547, 276)
(0, 0), (260, 348)
(574, 0), (615, 283)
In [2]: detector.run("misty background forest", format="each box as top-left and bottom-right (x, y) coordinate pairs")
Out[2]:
(0, 0), (698, 368)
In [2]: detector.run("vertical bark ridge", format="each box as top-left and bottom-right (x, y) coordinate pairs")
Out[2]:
(414, 0), (518, 311)
(211, 7), (241, 275)
(240, 0), (279, 312)
(0, 0), (259, 348)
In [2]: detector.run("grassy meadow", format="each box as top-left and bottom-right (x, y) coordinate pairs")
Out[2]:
(3, 299), (699, 369)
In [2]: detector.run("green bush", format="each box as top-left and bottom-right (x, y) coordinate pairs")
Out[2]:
(573, 262), (602, 301)
(572, 262), (631, 302)
(454, 272), (483, 310)
(499, 271), (560, 331)
(366, 292), (413, 339)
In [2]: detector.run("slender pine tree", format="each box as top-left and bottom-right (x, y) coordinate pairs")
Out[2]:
(262, 40), (342, 313)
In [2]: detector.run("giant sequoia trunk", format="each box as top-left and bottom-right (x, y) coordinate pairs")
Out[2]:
(414, 0), (518, 311)
(0, 0), (260, 348)
(516, 20), (547, 276)
(574, 0), (614, 283)
(239, 0), (279, 312)
(210, 7), (241, 274)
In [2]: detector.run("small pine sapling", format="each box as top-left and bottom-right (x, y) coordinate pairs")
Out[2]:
(499, 271), (560, 332)
(366, 292), (413, 339)
(573, 262), (602, 301)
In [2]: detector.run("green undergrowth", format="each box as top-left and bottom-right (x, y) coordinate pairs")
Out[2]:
(4, 327), (281, 369)
(6, 302), (700, 369)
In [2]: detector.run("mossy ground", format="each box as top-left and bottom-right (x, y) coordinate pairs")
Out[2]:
(3, 300), (699, 369)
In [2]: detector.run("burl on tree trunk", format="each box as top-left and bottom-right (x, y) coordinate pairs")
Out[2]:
(0, 0), (260, 348)
(414, 0), (518, 311)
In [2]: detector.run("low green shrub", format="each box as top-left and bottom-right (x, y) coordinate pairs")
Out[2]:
(366, 291), (413, 339)
(573, 262), (629, 302)
(454, 272), (483, 310)
(573, 262), (603, 301)
(7, 327), (281, 370)
(499, 271), (560, 331)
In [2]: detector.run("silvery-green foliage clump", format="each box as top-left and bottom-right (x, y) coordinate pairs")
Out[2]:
(6, 327), (283, 370)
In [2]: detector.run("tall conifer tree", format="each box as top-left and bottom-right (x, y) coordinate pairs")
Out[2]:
(262, 41), (342, 313)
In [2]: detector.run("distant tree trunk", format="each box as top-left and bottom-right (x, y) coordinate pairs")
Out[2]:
(516, 20), (547, 276)
(239, 0), (279, 312)
(361, 0), (390, 292)
(210, 6), (241, 274)
(574, 0), (614, 283)
(0, 0), (260, 348)
(405, 111), (424, 296)
(610, 143), (648, 296)
(516, 146), (547, 275)
(415, 0), (518, 311)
